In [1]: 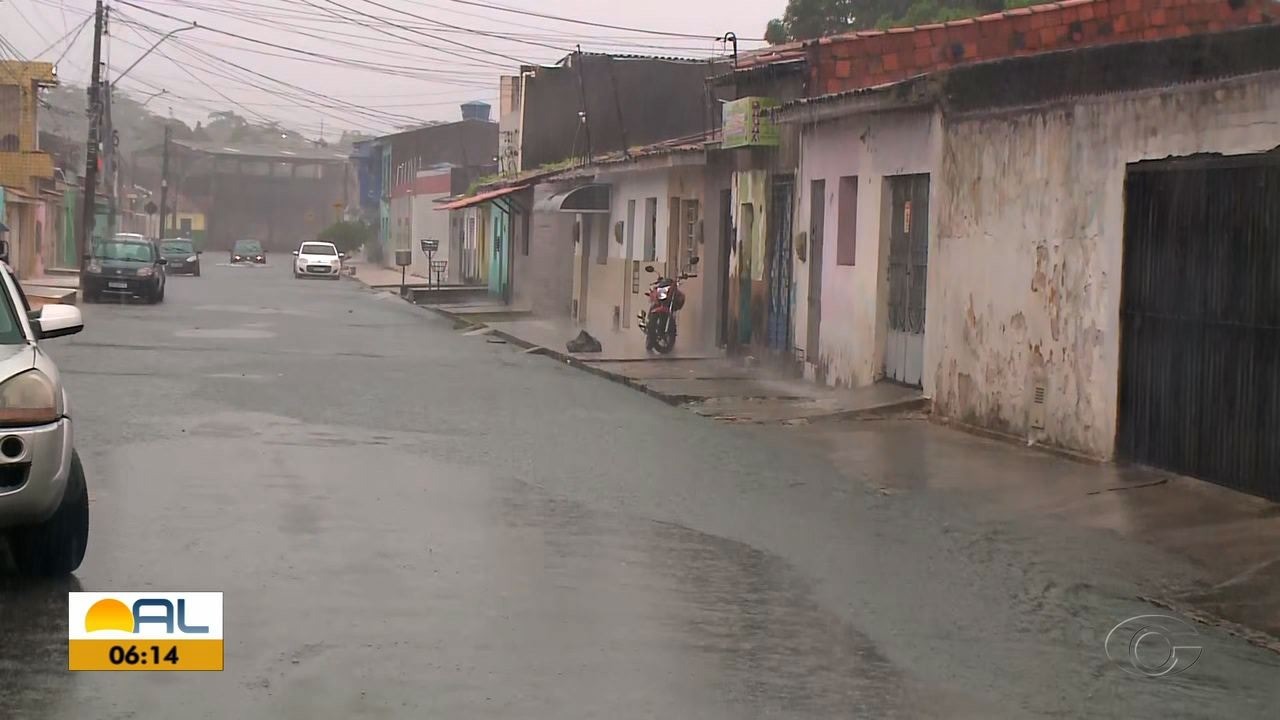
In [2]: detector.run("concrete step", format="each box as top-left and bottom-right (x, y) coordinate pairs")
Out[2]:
(407, 285), (491, 305)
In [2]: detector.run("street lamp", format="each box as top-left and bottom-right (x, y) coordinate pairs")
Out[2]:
(115, 23), (198, 84)
(139, 88), (167, 108)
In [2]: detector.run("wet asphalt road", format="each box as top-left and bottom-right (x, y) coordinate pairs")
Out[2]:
(1, 261), (1278, 719)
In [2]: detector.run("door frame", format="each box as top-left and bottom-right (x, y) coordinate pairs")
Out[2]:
(806, 179), (825, 370)
(882, 173), (930, 387)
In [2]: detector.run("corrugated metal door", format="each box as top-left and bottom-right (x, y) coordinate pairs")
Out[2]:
(885, 174), (930, 386)
(1118, 158), (1280, 501)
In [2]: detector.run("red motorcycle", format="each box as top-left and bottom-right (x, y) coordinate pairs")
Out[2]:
(637, 257), (698, 354)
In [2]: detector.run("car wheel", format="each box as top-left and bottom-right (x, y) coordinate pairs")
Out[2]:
(11, 451), (89, 576)
(81, 290), (96, 304)
(193, 266), (201, 277)
(157, 282), (165, 303)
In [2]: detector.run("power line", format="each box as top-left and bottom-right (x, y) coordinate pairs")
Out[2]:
(118, 18), (425, 130)
(436, 0), (765, 41)
(114, 0), (516, 72)
(329, 0), (568, 55)
(114, 0), (517, 73)
(34, 10), (92, 59)
(8, 0), (55, 49)
(290, 0), (528, 68)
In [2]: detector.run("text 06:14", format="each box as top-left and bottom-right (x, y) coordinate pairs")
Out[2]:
(108, 645), (180, 665)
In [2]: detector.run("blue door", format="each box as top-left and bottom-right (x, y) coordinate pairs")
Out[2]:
(488, 204), (510, 301)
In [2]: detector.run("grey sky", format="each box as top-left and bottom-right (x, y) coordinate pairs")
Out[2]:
(0, 0), (779, 139)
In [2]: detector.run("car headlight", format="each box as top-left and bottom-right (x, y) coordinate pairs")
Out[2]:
(136, 267), (154, 277)
(86, 261), (102, 274)
(187, 255), (198, 262)
(0, 370), (60, 426)
(233, 255), (242, 261)
(329, 258), (340, 265)
(256, 256), (264, 261)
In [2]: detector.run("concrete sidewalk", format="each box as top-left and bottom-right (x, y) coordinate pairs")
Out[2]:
(425, 302), (927, 423)
(795, 419), (1280, 647)
(344, 259), (428, 288)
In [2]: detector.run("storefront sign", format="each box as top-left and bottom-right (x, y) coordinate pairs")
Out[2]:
(722, 97), (780, 149)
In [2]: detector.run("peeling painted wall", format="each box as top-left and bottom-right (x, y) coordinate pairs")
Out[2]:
(935, 73), (1280, 458)
(728, 169), (768, 347)
(793, 109), (941, 390)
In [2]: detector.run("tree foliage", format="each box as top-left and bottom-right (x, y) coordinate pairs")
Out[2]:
(764, 0), (1011, 42)
(316, 220), (374, 255)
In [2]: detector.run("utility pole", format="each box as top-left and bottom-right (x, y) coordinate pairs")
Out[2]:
(159, 123), (171, 238)
(103, 77), (116, 235)
(77, 0), (106, 271)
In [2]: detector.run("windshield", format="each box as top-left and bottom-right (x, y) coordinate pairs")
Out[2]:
(234, 241), (263, 253)
(300, 243), (337, 256)
(161, 240), (195, 254)
(93, 241), (155, 262)
(0, 268), (25, 345)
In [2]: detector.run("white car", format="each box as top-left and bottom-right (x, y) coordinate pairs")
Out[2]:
(293, 242), (344, 280)
(0, 262), (88, 575)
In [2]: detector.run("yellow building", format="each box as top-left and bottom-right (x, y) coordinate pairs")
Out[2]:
(0, 62), (59, 277)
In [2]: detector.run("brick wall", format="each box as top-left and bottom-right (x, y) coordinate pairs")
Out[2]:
(811, 0), (1276, 96)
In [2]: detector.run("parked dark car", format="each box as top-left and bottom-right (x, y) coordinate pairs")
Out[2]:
(160, 238), (201, 276)
(82, 234), (167, 303)
(231, 239), (266, 264)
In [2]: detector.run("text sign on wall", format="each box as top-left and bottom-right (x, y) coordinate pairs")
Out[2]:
(722, 97), (780, 150)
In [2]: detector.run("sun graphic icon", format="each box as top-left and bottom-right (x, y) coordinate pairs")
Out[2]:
(85, 598), (134, 633)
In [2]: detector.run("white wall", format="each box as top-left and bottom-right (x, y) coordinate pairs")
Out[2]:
(934, 72), (1280, 457)
(793, 109), (941, 389)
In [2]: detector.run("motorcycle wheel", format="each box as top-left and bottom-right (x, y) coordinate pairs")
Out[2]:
(652, 315), (675, 354)
(645, 315), (660, 351)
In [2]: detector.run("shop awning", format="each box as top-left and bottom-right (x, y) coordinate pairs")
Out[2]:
(438, 184), (528, 211)
(536, 184), (610, 214)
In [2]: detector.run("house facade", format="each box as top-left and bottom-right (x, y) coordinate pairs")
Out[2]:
(766, 6), (1280, 501)
(0, 61), (60, 278)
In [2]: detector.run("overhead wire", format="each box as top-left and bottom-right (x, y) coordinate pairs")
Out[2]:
(434, 0), (765, 41)
(34, 11), (92, 60)
(290, 0), (530, 68)
(115, 14), (423, 132)
(113, 0), (518, 74)
(8, 0), (55, 50)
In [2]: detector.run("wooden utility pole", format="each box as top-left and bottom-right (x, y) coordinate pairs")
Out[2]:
(159, 123), (171, 238)
(77, 0), (106, 270)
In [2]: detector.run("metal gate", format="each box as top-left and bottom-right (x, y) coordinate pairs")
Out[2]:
(1118, 158), (1280, 501)
(885, 174), (930, 386)
(767, 177), (794, 352)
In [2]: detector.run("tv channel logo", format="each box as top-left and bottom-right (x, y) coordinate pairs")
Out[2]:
(68, 592), (223, 671)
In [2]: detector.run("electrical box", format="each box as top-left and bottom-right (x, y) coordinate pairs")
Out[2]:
(394, 249), (412, 267)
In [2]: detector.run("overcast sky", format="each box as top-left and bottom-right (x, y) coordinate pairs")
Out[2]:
(0, 0), (780, 139)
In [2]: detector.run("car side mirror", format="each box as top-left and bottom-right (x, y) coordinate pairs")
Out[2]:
(197, 251), (203, 255)
(157, 258), (168, 265)
(339, 252), (346, 259)
(689, 256), (700, 266)
(644, 265), (655, 273)
(292, 250), (299, 256)
(30, 304), (84, 340)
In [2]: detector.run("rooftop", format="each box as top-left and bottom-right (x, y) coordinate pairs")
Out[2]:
(169, 139), (349, 162)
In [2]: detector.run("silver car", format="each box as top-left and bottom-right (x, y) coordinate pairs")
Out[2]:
(0, 262), (88, 575)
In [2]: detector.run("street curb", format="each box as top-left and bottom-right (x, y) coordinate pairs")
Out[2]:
(419, 301), (937, 418)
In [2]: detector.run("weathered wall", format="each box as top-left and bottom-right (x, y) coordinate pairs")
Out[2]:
(793, 109), (940, 389)
(519, 55), (723, 171)
(727, 169), (768, 348)
(935, 71), (1280, 458)
(514, 186), (574, 317)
